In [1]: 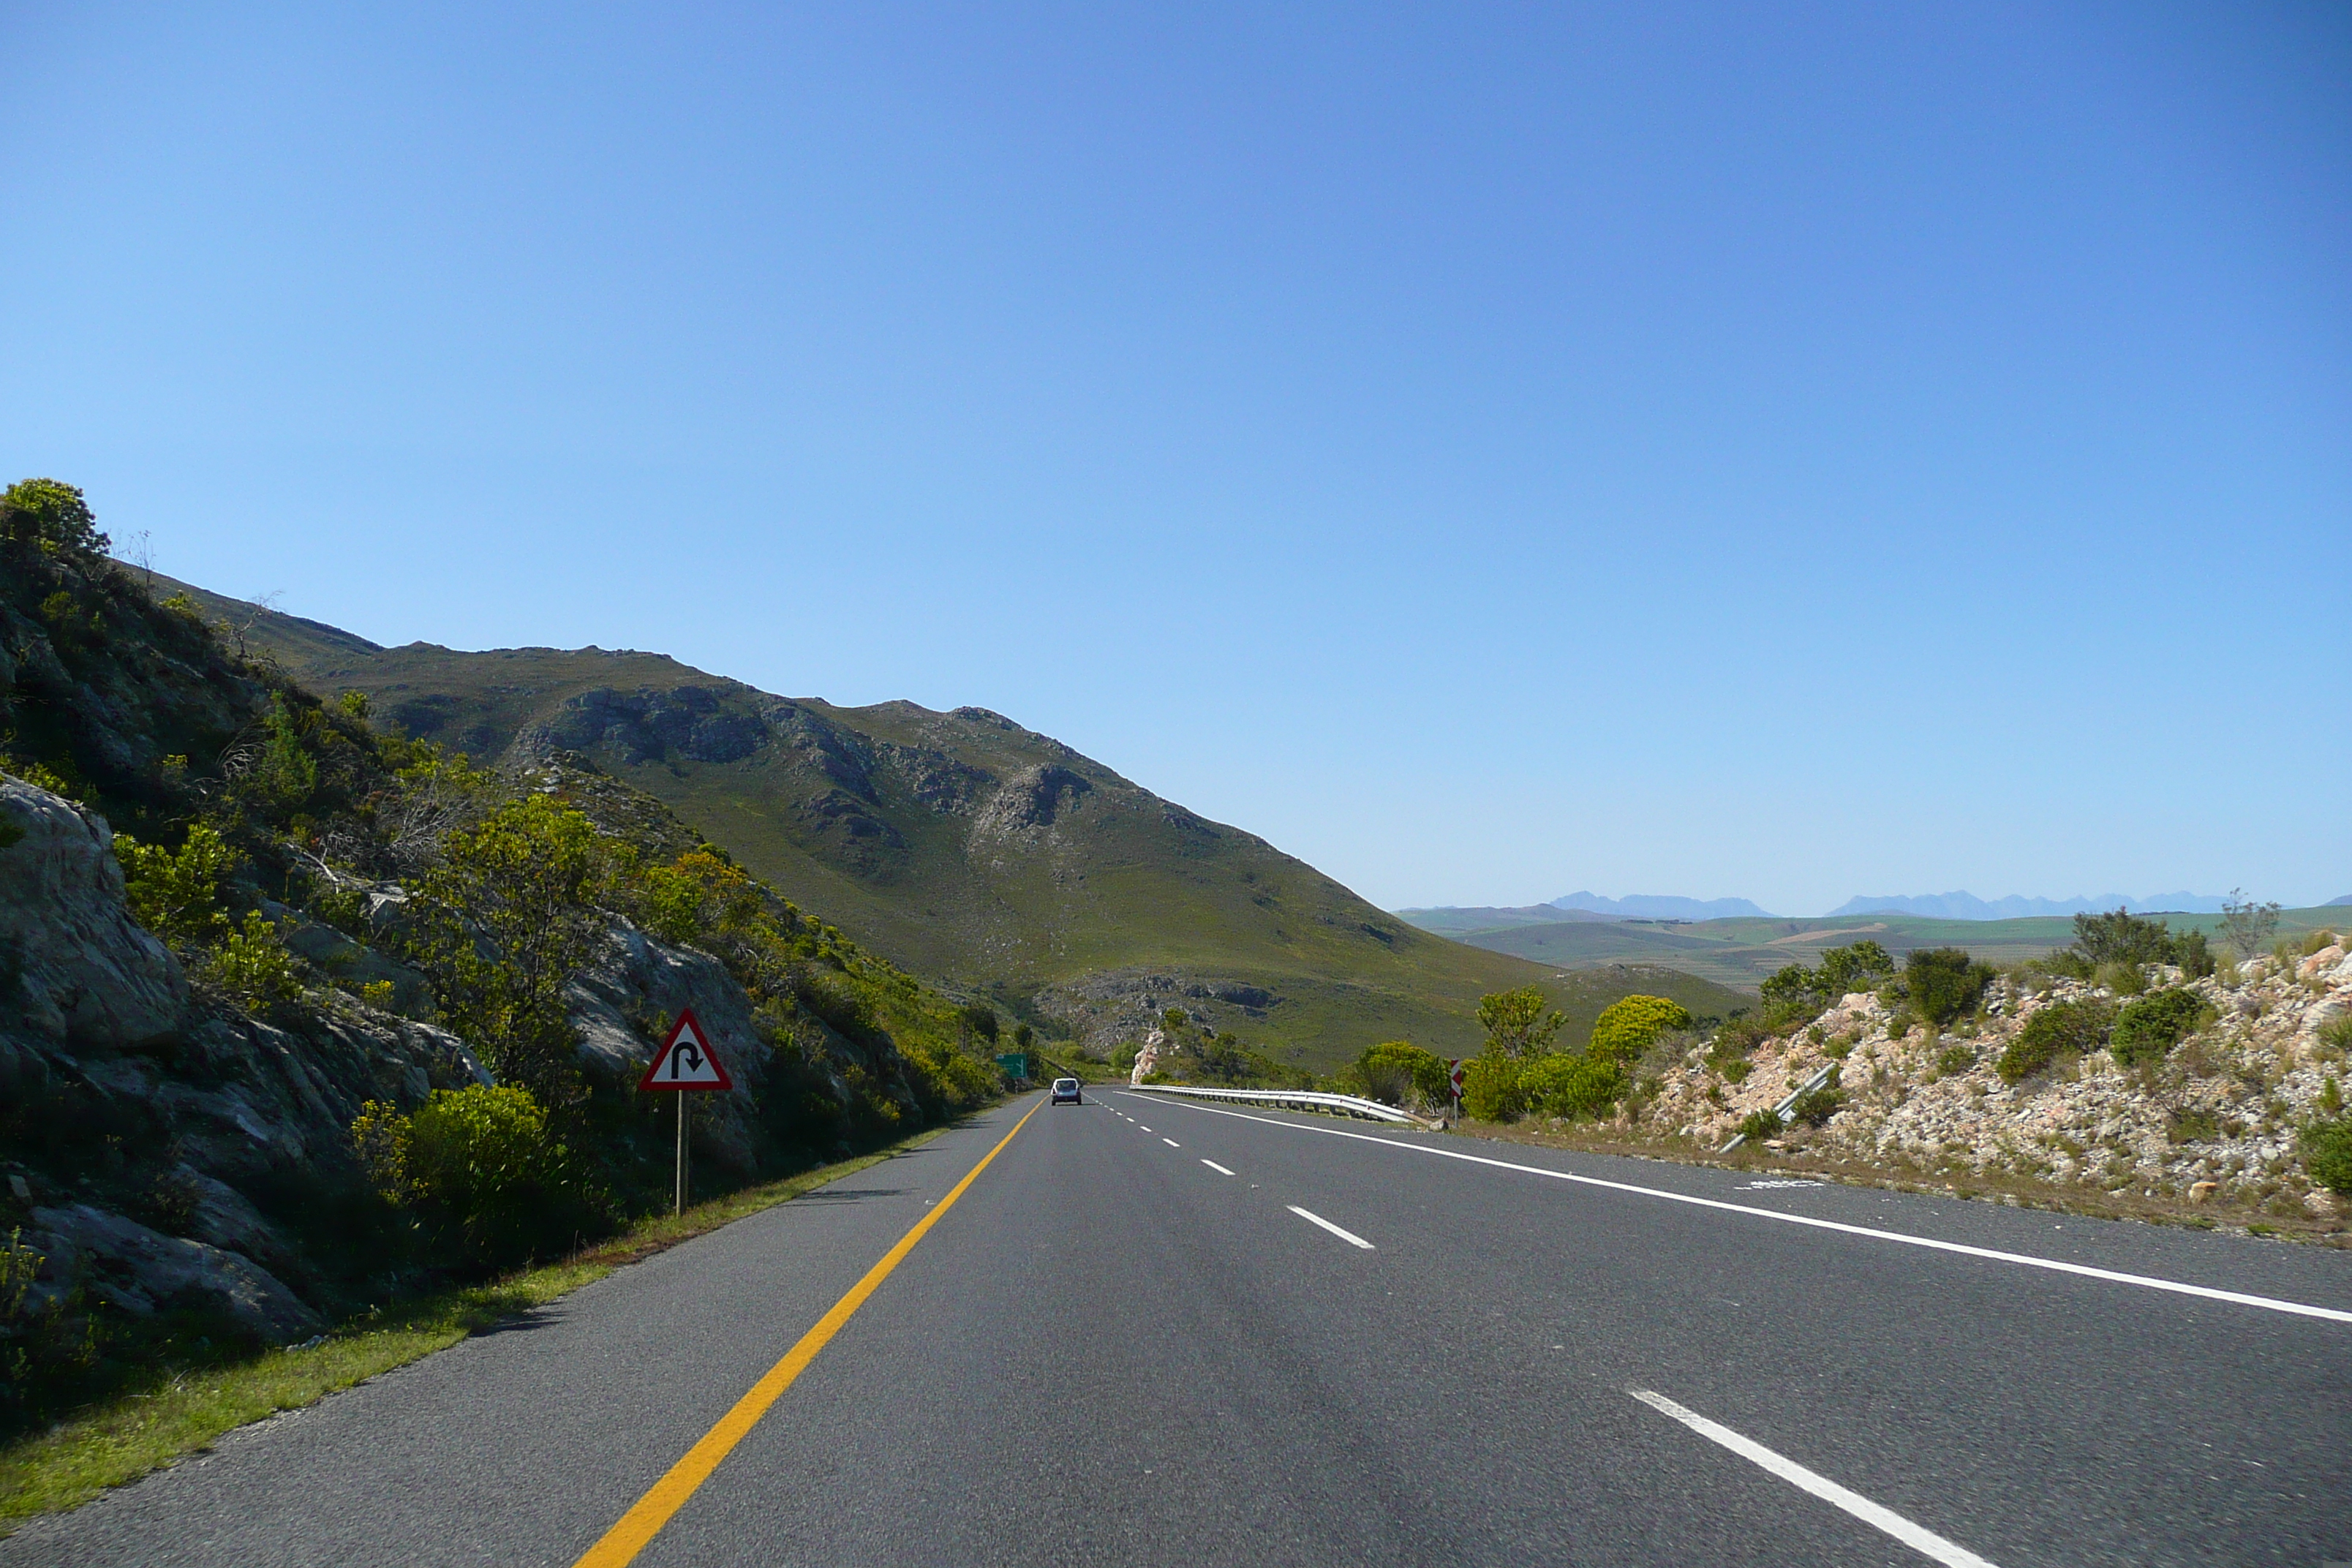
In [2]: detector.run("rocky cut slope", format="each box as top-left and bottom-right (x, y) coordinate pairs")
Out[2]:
(152, 576), (1587, 1069)
(1623, 941), (2352, 1226)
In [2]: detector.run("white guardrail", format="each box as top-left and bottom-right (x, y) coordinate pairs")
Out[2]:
(1718, 1060), (1838, 1153)
(1126, 1082), (1439, 1129)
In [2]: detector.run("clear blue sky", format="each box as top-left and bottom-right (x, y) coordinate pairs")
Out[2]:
(5, 3), (2346, 915)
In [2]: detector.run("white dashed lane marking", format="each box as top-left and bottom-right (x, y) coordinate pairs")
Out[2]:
(1201, 1160), (1235, 1176)
(1286, 1206), (1375, 1251)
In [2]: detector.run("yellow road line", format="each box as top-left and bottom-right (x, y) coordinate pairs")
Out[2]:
(572, 1100), (1041, 1567)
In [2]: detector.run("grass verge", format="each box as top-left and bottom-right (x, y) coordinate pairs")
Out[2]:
(0, 1124), (952, 1532)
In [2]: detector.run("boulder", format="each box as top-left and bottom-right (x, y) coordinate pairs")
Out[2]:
(29, 1202), (323, 1343)
(0, 775), (185, 1048)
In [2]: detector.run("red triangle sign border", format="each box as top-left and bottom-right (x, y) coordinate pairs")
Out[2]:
(638, 1007), (734, 1092)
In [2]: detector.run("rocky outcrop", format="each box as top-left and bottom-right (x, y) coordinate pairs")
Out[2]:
(1040, 969), (1285, 1058)
(1, 774), (490, 1338)
(26, 1203), (321, 1343)
(547, 685), (767, 766)
(0, 776), (185, 1051)
(969, 765), (1093, 844)
(1623, 943), (2352, 1219)
(567, 919), (773, 1176)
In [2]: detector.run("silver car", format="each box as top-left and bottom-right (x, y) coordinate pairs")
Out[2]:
(1049, 1077), (1082, 1105)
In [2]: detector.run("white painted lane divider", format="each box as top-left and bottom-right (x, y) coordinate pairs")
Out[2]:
(1202, 1160), (1235, 1176)
(1287, 1205), (1375, 1250)
(1629, 1390), (1999, 1568)
(1126, 1095), (2352, 1325)
(1163, 1138), (1181, 1147)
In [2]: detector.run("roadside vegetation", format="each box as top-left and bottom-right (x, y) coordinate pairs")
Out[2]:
(1425, 906), (2352, 1237)
(0, 479), (1012, 1453)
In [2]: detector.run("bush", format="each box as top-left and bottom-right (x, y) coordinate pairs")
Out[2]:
(1935, 1044), (1977, 1076)
(1459, 1055), (1526, 1121)
(1760, 941), (1896, 1011)
(355, 1085), (600, 1268)
(1904, 948), (1995, 1026)
(1788, 1085), (1844, 1126)
(1476, 988), (1564, 1058)
(2302, 1119), (2352, 1196)
(1355, 1041), (1449, 1107)
(1519, 1054), (1624, 1120)
(2095, 960), (2147, 997)
(1587, 995), (1692, 1066)
(1736, 1109), (1782, 1142)
(204, 911), (303, 1006)
(1996, 998), (2113, 1084)
(2109, 987), (2213, 1068)
(114, 823), (240, 943)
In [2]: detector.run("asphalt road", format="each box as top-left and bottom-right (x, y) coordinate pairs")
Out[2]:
(7, 1088), (2349, 1567)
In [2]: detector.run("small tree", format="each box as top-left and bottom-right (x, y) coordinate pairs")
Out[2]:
(1903, 948), (1994, 1027)
(1476, 987), (1563, 1058)
(2220, 890), (2280, 962)
(1588, 995), (1691, 1066)
(114, 823), (240, 943)
(0, 478), (108, 561)
(410, 797), (608, 1106)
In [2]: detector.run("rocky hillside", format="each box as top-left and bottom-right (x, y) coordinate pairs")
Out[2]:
(151, 575), (1594, 1069)
(0, 486), (1008, 1428)
(1620, 943), (2351, 1227)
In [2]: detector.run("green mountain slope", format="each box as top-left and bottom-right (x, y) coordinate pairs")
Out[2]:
(1403, 906), (2348, 992)
(157, 577), (1658, 1068)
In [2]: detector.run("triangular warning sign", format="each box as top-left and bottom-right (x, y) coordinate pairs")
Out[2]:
(638, 1009), (734, 1092)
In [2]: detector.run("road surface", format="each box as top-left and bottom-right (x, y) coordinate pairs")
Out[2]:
(5, 1088), (2348, 1566)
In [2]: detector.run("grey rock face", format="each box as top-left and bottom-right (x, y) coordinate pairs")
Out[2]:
(550, 685), (766, 765)
(0, 775), (186, 1048)
(29, 1202), (323, 1343)
(970, 764), (1093, 843)
(567, 919), (772, 1176)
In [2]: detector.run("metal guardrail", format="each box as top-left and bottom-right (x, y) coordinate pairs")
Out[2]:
(1719, 1060), (1839, 1153)
(1126, 1082), (1439, 1129)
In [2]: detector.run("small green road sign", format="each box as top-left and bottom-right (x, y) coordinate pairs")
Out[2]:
(996, 1052), (1030, 1081)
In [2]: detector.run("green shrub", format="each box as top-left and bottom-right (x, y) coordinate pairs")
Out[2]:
(203, 911), (302, 1006)
(1996, 998), (2113, 1084)
(2095, 960), (2147, 997)
(2318, 1015), (2352, 1059)
(1904, 948), (1995, 1026)
(1760, 941), (1896, 1011)
(1736, 1109), (1782, 1142)
(355, 1085), (601, 1268)
(1719, 1058), (1752, 1085)
(113, 823), (240, 943)
(1476, 988), (1564, 1058)
(1519, 1054), (1624, 1120)
(2302, 1119), (2352, 1196)
(1459, 1055), (1526, 1121)
(1788, 1085), (1844, 1126)
(1935, 1044), (1976, 1076)
(1355, 1041), (1449, 1107)
(2109, 988), (2214, 1068)
(1588, 995), (1692, 1065)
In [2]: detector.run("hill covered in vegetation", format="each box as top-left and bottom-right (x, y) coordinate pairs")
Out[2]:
(153, 576), (1594, 1070)
(0, 484), (1011, 1435)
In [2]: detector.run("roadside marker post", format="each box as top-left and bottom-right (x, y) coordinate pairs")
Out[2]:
(1447, 1059), (1466, 1118)
(639, 1009), (734, 1215)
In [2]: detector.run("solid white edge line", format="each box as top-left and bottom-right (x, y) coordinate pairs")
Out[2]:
(1629, 1390), (1999, 1568)
(1113, 1093), (2352, 1324)
(1286, 1205), (1376, 1250)
(1202, 1159), (1235, 1176)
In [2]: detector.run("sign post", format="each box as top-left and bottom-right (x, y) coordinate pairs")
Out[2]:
(1447, 1058), (1466, 1118)
(639, 1009), (734, 1215)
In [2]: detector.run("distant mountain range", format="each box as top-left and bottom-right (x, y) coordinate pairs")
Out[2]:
(1825, 892), (2232, 919)
(1548, 892), (1778, 920)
